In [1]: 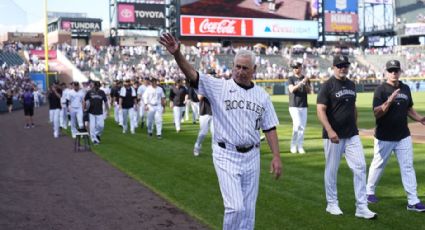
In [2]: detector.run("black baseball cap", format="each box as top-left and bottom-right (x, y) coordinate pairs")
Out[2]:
(333, 55), (350, 66)
(290, 60), (303, 68)
(386, 60), (401, 70)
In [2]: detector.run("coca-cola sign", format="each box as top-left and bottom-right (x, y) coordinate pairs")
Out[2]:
(180, 15), (253, 37)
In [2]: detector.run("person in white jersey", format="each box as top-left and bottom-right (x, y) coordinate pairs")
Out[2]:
(67, 82), (85, 138)
(160, 33), (282, 230)
(60, 83), (71, 129)
(143, 78), (166, 139)
(137, 77), (150, 129)
(366, 60), (425, 212)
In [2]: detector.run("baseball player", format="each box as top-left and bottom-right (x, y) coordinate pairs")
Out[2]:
(288, 61), (311, 154)
(143, 78), (166, 138)
(100, 82), (111, 120)
(160, 33), (282, 230)
(119, 79), (137, 134)
(47, 82), (62, 138)
(60, 83), (71, 129)
(111, 80), (123, 126)
(67, 82), (85, 138)
(137, 77), (150, 128)
(316, 55), (376, 219)
(193, 95), (213, 156)
(188, 86), (200, 124)
(169, 79), (188, 132)
(84, 81), (109, 144)
(366, 60), (425, 212)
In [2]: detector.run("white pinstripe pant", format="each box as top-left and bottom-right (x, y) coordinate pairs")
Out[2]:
(212, 144), (260, 230)
(366, 136), (420, 205)
(323, 135), (367, 208)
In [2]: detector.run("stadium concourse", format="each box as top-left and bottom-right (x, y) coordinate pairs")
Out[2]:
(0, 106), (207, 229)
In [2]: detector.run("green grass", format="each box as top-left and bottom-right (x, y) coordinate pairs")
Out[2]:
(92, 92), (425, 230)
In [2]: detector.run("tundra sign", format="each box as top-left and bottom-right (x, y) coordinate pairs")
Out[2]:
(117, 3), (165, 28)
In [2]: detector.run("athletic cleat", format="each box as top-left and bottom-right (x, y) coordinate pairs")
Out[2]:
(193, 148), (200, 156)
(367, 194), (379, 204)
(290, 146), (297, 154)
(148, 133), (153, 137)
(298, 147), (306, 154)
(407, 202), (425, 212)
(326, 204), (343, 215)
(355, 207), (377, 219)
(157, 135), (162, 139)
(96, 135), (101, 142)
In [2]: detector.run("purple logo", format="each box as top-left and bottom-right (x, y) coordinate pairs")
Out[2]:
(118, 4), (135, 23)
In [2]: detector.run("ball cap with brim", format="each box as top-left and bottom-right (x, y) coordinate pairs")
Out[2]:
(386, 60), (401, 70)
(333, 55), (350, 66)
(290, 61), (303, 68)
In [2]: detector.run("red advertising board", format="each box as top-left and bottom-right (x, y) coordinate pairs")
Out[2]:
(29, 50), (57, 60)
(324, 12), (358, 33)
(180, 16), (253, 37)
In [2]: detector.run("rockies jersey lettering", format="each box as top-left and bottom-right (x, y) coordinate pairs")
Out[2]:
(198, 74), (278, 146)
(224, 100), (265, 116)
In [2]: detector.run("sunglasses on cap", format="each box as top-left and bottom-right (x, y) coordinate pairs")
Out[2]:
(387, 68), (400, 73)
(336, 64), (350, 69)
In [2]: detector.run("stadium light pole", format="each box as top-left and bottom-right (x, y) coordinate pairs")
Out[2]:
(44, 0), (49, 88)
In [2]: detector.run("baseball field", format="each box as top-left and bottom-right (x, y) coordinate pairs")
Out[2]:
(93, 91), (425, 230)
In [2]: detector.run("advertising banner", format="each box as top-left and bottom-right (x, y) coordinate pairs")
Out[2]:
(29, 50), (57, 60)
(405, 23), (425, 36)
(324, 12), (358, 33)
(324, 0), (358, 13)
(180, 16), (254, 37)
(253, 19), (318, 39)
(364, 0), (392, 4)
(61, 20), (101, 32)
(117, 3), (165, 28)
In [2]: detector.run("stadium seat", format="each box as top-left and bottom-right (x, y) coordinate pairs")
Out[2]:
(74, 130), (91, 152)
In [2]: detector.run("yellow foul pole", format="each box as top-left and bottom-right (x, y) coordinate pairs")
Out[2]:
(44, 0), (49, 88)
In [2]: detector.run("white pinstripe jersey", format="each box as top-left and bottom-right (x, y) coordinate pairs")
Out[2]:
(143, 86), (165, 106)
(198, 74), (279, 146)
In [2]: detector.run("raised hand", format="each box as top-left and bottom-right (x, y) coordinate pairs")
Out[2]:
(387, 88), (400, 103)
(159, 33), (180, 55)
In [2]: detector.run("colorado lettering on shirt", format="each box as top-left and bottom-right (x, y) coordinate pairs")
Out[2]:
(224, 99), (265, 116)
(395, 93), (409, 100)
(335, 89), (356, 98)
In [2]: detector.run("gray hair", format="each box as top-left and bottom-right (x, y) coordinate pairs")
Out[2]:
(234, 49), (256, 67)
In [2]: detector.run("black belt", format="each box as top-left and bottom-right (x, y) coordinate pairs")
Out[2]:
(217, 142), (259, 153)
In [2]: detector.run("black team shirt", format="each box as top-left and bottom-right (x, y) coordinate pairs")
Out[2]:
(85, 89), (107, 115)
(288, 75), (308, 108)
(169, 85), (188, 107)
(48, 88), (62, 110)
(373, 81), (412, 141)
(121, 87), (136, 109)
(317, 76), (358, 139)
(199, 97), (212, 116)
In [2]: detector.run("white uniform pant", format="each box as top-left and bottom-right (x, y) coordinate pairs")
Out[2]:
(89, 113), (105, 142)
(60, 106), (68, 129)
(146, 105), (163, 136)
(122, 107), (136, 134)
(139, 102), (146, 124)
(323, 135), (367, 208)
(213, 144), (260, 230)
(289, 107), (307, 148)
(173, 106), (185, 131)
(185, 101), (190, 121)
(114, 102), (123, 125)
(366, 136), (419, 205)
(70, 108), (83, 137)
(50, 109), (61, 137)
(49, 110), (54, 123)
(191, 102), (200, 122)
(194, 115), (214, 151)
